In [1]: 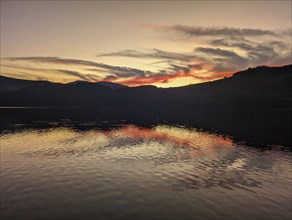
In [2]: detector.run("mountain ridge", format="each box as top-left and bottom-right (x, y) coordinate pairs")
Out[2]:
(1, 65), (291, 108)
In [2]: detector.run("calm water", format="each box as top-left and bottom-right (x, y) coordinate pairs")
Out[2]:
(1, 124), (291, 220)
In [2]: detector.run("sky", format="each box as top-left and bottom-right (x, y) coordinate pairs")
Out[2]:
(0, 1), (291, 87)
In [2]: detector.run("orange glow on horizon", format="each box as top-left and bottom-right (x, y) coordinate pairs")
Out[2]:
(98, 70), (234, 87)
(114, 72), (193, 87)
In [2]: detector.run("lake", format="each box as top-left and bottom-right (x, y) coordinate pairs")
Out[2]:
(1, 120), (291, 220)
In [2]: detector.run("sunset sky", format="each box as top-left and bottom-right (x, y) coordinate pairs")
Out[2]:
(1, 1), (291, 87)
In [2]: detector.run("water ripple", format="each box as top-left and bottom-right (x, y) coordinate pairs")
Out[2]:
(1, 125), (291, 220)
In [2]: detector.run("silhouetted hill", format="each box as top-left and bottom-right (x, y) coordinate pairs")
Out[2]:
(1, 65), (291, 108)
(69, 80), (128, 89)
(0, 76), (55, 92)
(167, 65), (292, 108)
(95, 81), (128, 89)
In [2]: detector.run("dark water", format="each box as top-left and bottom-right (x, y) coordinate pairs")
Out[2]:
(1, 107), (291, 146)
(1, 108), (292, 220)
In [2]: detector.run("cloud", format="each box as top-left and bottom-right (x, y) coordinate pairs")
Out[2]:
(104, 75), (119, 80)
(4, 56), (205, 82)
(148, 60), (170, 65)
(1, 63), (102, 82)
(194, 47), (249, 71)
(5, 56), (97, 66)
(98, 48), (197, 62)
(208, 37), (291, 70)
(210, 38), (287, 53)
(97, 25), (290, 76)
(195, 47), (242, 58)
(94, 63), (156, 78)
(211, 39), (254, 51)
(139, 24), (290, 72)
(145, 24), (278, 37)
(3, 56), (157, 78)
(57, 70), (100, 81)
(98, 50), (145, 58)
(168, 63), (204, 75)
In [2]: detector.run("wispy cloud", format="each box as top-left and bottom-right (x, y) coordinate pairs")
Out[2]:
(57, 70), (100, 81)
(211, 38), (285, 51)
(195, 47), (244, 59)
(1, 63), (101, 82)
(3, 56), (157, 78)
(98, 25), (291, 75)
(98, 48), (197, 62)
(144, 24), (279, 37)
(168, 63), (204, 75)
(194, 47), (249, 71)
(207, 35), (290, 70)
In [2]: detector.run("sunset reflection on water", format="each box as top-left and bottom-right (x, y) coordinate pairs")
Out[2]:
(1, 124), (291, 220)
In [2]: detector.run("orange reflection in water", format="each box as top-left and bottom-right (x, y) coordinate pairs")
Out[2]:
(0, 124), (235, 160)
(105, 125), (234, 149)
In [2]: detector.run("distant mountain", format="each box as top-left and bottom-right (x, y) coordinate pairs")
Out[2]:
(69, 80), (128, 89)
(95, 81), (128, 89)
(68, 80), (90, 85)
(1, 65), (291, 108)
(0, 76), (55, 92)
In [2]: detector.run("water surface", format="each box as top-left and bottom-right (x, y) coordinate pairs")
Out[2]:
(1, 124), (291, 220)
